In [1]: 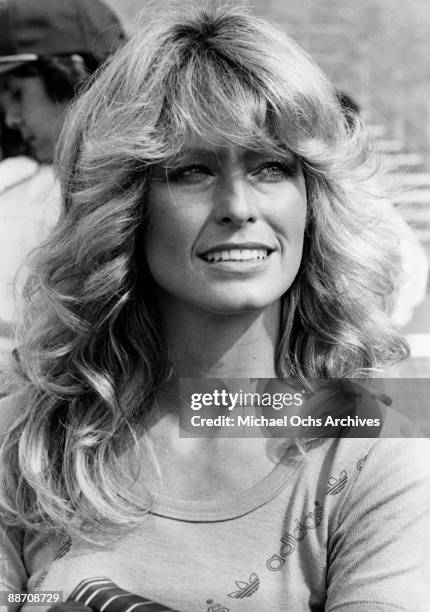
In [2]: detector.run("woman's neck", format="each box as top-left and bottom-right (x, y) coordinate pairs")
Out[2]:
(139, 297), (286, 498)
(158, 297), (281, 379)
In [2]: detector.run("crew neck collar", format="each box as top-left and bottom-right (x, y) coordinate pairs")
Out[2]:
(149, 449), (303, 522)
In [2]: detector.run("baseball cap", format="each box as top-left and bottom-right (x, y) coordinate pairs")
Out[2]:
(0, 0), (125, 74)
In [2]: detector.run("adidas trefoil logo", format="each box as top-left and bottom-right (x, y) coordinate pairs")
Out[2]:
(228, 573), (260, 599)
(327, 470), (348, 495)
(54, 536), (72, 560)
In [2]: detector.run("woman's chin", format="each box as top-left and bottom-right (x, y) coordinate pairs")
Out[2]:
(194, 291), (281, 315)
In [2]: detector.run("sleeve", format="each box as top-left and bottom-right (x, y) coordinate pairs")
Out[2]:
(325, 437), (430, 612)
(0, 525), (28, 609)
(0, 394), (29, 609)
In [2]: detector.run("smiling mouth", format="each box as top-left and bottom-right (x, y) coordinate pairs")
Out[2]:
(200, 248), (272, 263)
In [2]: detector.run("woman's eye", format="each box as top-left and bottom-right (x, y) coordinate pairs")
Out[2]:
(167, 165), (213, 185)
(12, 89), (22, 102)
(1, 88), (20, 106)
(253, 161), (299, 182)
(6, 85), (22, 103)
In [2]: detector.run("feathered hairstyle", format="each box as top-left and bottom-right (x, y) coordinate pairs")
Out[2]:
(0, 2), (407, 540)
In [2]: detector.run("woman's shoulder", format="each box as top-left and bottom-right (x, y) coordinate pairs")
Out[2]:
(327, 402), (430, 471)
(302, 401), (430, 512)
(319, 404), (430, 519)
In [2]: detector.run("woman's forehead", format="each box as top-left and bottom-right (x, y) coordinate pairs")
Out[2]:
(168, 132), (294, 161)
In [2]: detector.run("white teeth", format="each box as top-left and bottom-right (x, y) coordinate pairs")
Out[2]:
(203, 248), (269, 262)
(239, 249), (252, 260)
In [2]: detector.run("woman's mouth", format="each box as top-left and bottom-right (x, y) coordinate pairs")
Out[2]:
(200, 247), (271, 263)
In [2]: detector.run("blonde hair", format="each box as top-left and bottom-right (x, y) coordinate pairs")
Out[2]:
(0, 2), (407, 540)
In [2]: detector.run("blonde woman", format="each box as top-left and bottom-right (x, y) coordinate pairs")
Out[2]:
(0, 4), (429, 611)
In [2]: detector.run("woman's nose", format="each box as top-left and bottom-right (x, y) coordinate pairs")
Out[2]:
(2, 98), (22, 130)
(215, 177), (257, 227)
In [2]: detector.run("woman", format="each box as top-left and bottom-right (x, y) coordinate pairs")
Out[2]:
(0, 4), (429, 611)
(0, 0), (125, 370)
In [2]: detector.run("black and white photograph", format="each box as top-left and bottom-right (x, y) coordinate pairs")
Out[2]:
(0, 1), (429, 611)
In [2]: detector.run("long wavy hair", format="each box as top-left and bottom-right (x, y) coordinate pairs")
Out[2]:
(0, 3), (408, 540)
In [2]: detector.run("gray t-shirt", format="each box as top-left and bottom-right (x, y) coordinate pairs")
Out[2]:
(1, 398), (430, 612)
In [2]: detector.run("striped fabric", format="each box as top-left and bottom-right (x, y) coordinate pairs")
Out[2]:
(68, 578), (179, 612)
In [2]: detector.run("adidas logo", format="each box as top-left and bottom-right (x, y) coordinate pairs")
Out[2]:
(357, 455), (367, 471)
(54, 536), (72, 560)
(327, 470), (348, 495)
(228, 573), (260, 599)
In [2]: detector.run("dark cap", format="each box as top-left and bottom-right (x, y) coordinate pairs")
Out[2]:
(0, 0), (125, 73)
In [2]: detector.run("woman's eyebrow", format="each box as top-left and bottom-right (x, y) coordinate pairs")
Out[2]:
(165, 147), (224, 166)
(241, 148), (297, 162)
(164, 146), (297, 167)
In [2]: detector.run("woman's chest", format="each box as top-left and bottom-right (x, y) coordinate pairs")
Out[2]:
(24, 501), (327, 612)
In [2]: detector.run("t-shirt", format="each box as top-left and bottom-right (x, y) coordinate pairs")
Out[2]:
(0, 394), (429, 612)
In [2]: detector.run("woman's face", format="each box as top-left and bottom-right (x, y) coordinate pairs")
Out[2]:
(1, 75), (67, 163)
(144, 135), (307, 314)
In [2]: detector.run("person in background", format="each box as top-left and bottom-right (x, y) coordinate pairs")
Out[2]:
(0, 113), (57, 366)
(0, 0), (125, 367)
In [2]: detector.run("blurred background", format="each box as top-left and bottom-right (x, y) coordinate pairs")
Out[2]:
(104, 0), (430, 378)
